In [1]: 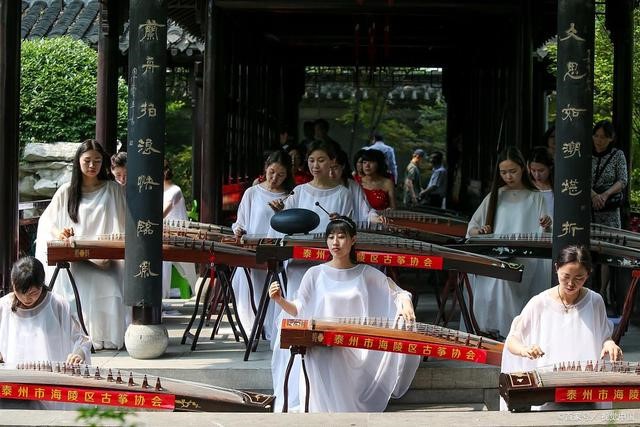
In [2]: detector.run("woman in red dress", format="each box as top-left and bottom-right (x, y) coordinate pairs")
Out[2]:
(359, 149), (396, 210)
(288, 145), (312, 185)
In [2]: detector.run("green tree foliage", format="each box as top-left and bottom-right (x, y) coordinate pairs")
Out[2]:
(20, 36), (127, 147)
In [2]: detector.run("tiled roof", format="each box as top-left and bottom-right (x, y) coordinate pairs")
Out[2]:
(21, 0), (203, 57)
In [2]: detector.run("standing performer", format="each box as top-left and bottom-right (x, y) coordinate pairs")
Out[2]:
(330, 149), (375, 225)
(501, 245), (621, 411)
(269, 217), (420, 412)
(162, 160), (196, 300)
(232, 151), (294, 339)
(359, 149), (396, 210)
(0, 256), (91, 366)
(466, 147), (551, 338)
(35, 139), (127, 351)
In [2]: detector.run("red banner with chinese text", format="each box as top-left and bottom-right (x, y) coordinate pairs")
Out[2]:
(0, 382), (175, 410)
(320, 331), (487, 364)
(556, 386), (640, 402)
(291, 247), (444, 270)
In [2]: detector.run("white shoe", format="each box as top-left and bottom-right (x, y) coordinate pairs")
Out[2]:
(103, 341), (119, 350)
(93, 341), (104, 351)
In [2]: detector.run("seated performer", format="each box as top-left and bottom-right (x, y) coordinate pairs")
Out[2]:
(465, 146), (551, 337)
(501, 245), (622, 410)
(35, 139), (127, 351)
(269, 216), (420, 412)
(232, 150), (295, 339)
(0, 256), (91, 366)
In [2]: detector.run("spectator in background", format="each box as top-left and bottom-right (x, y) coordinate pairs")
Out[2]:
(278, 125), (294, 153)
(109, 151), (127, 186)
(365, 133), (398, 185)
(419, 151), (447, 208)
(300, 120), (316, 152)
(543, 126), (556, 158)
(314, 118), (339, 147)
(403, 149), (426, 206)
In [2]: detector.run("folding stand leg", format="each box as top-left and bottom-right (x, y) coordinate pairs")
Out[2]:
(49, 262), (94, 353)
(251, 263), (287, 352)
(282, 346), (309, 413)
(457, 273), (478, 335)
(218, 265), (248, 346)
(181, 266), (213, 350)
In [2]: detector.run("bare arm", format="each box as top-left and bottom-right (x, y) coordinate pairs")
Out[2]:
(268, 281), (298, 317)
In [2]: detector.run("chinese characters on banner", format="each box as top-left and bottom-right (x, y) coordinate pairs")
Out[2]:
(291, 246), (444, 270)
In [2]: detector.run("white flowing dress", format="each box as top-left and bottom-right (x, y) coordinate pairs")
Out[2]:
(0, 292), (92, 366)
(465, 188), (551, 337)
(501, 288), (613, 411)
(163, 183), (196, 298)
(231, 184), (286, 340)
(35, 181), (127, 348)
(271, 264), (421, 412)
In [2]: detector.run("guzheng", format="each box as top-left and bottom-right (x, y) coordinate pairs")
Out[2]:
(500, 361), (640, 411)
(46, 234), (263, 269)
(280, 318), (503, 366)
(451, 232), (640, 269)
(0, 362), (274, 412)
(246, 232), (523, 282)
(357, 221), (460, 245)
(381, 209), (469, 237)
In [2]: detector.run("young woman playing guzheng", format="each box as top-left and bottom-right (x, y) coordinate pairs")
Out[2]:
(0, 256), (91, 366)
(35, 139), (127, 351)
(269, 140), (355, 295)
(501, 245), (622, 411)
(466, 146), (551, 338)
(268, 216), (420, 412)
(231, 150), (295, 339)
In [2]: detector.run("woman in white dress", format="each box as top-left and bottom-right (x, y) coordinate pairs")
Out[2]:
(162, 160), (196, 299)
(501, 245), (622, 411)
(268, 216), (420, 412)
(270, 140), (355, 300)
(528, 146), (554, 218)
(35, 139), (126, 351)
(466, 147), (551, 338)
(330, 149), (375, 225)
(232, 150), (294, 339)
(0, 256), (91, 366)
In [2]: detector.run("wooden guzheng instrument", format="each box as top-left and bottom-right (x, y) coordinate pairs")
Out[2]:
(357, 221), (459, 245)
(500, 361), (640, 411)
(381, 209), (469, 237)
(246, 232), (523, 281)
(450, 232), (640, 269)
(280, 318), (504, 366)
(46, 232), (263, 269)
(0, 362), (274, 412)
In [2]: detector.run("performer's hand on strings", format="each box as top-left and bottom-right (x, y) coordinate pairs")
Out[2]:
(520, 344), (545, 359)
(396, 296), (416, 323)
(539, 215), (552, 229)
(66, 352), (83, 365)
(59, 227), (74, 240)
(268, 281), (283, 301)
(234, 227), (246, 237)
(476, 225), (492, 235)
(601, 339), (623, 361)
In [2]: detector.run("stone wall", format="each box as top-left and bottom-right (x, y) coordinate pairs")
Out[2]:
(20, 142), (80, 200)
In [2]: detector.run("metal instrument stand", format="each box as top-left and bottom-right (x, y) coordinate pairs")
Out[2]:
(243, 258), (287, 361)
(47, 261), (94, 353)
(282, 345), (310, 413)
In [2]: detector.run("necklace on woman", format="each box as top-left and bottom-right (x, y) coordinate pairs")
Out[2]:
(558, 287), (580, 313)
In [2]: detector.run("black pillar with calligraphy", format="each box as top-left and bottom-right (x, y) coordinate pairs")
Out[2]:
(125, 0), (167, 324)
(0, 0), (21, 294)
(553, 0), (595, 262)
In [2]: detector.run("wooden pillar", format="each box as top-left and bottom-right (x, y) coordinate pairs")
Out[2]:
(191, 61), (203, 212)
(201, 0), (225, 224)
(0, 0), (21, 294)
(96, 0), (120, 155)
(606, 0), (634, 199)
(125, 0), (167, 328)
(553, 0), (595, 261)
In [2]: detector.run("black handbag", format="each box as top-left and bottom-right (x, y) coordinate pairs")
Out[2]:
(593, 149), (624, 211)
